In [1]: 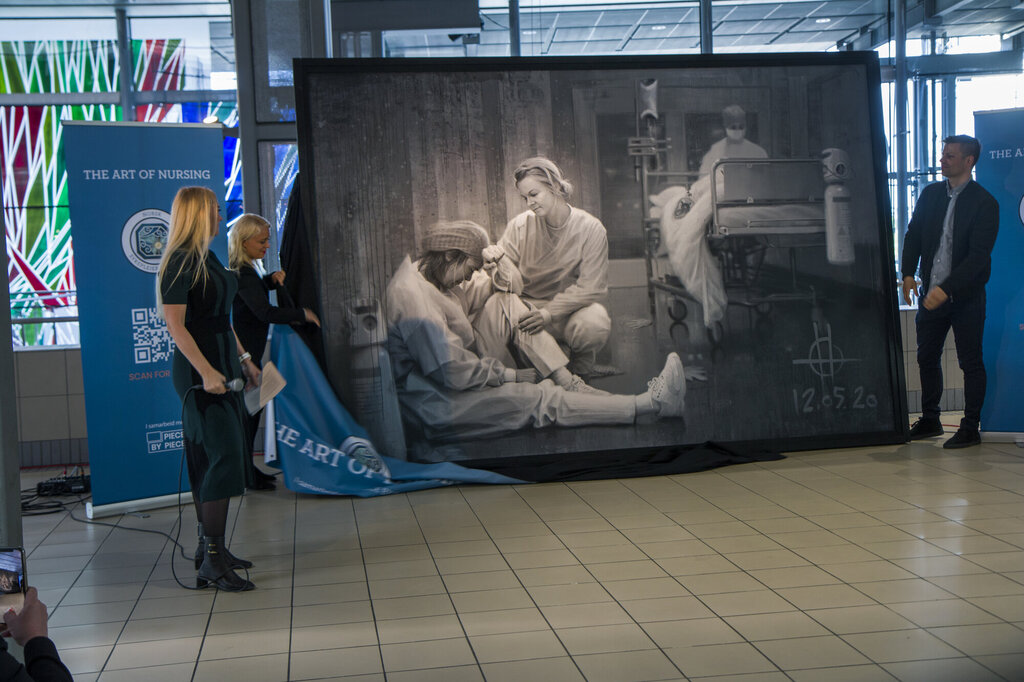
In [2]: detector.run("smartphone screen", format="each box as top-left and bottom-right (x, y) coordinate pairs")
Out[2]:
(0, 548), (26, 615)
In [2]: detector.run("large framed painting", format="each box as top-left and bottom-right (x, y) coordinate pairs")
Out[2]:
(293, 53), (907, 466)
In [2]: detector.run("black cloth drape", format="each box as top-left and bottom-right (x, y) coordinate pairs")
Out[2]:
(463, 441), (784, 483)
(278, 174), (327, 369)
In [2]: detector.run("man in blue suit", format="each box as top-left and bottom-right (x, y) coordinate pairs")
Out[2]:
(901, 134), (999, 449)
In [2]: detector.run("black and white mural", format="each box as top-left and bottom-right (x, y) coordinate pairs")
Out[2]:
(294, 54), (907, 465)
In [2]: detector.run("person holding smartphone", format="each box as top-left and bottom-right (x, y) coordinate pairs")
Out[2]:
(1, 587), (74, 682)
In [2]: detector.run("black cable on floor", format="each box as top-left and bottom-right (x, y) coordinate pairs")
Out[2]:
(58, 495), (212, 591)
(19, 489), (73, 516)
(20, 385), (254, 591)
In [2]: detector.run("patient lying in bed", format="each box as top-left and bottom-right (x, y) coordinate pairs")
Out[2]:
(648, 174), (727, 329)
(649, 157), (828, 329)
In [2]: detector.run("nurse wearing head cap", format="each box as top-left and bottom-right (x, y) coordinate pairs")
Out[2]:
(699, 104), (768, 177)
(384, 220), (689, 441)
(490, 157), (614, 380)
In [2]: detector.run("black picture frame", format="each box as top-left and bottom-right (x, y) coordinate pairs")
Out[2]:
(293, 52), (908, 467)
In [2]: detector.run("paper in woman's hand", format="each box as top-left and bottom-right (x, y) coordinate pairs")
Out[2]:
(244, 361), (286, 415)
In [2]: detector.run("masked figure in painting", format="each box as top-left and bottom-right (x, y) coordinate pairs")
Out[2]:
(699, 104), (768, 177)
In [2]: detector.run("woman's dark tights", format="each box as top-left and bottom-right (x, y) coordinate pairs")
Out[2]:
(196, 498), (229, 537)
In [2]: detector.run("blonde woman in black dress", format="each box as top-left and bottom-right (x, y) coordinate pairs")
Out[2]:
(157, 186), (258, 592)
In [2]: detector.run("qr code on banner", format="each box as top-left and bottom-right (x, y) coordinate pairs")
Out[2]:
(132, 308), (174, 364)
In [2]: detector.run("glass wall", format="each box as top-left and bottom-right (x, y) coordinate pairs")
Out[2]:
(877, 34), (1021, 283)
(955, 73), (1024, 137)
(382, 2), (704, 57)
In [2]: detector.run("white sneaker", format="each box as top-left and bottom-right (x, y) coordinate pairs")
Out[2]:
(565, 374), (611, 396)
(648, 353), (686, 417)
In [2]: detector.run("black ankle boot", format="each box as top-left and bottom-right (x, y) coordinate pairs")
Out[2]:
(194, 524), (253, 570)
(197, 536), (255, 591)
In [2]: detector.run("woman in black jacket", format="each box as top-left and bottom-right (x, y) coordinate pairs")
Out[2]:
(229, 213), (320, 490)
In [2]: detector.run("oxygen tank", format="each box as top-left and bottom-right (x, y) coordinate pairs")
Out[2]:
(821, 148), (855, 265)
(638, 78), (658, 123)
(348, 298), (407, 460)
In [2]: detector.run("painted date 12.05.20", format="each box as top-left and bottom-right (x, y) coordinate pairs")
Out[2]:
(793, 386), (877, 413)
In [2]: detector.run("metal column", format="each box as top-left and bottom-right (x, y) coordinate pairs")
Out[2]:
(233, 0), (330, 224)
(699, 0), (713, 54)
(509, 0), (520, 57)
(894, 0), (908, 270)
(942, 75), (957, 141)
(116, 9), (136, 121)
(0, 216), (22, 548)
(913, 77), (930, 193)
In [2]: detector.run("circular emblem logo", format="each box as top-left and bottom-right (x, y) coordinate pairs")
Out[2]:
(121, 208), (170, 273)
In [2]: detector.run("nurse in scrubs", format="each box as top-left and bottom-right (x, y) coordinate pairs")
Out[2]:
(492, 157), (613, 379)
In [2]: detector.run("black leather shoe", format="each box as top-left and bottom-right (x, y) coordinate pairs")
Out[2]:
(943, 427), (981, 449)
(908, 417), (943, 440)
(247, 468), (277, 491)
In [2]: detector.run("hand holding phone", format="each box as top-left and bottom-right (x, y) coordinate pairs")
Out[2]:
(0, 548), (26, 619)
(2, 587), (49, 645)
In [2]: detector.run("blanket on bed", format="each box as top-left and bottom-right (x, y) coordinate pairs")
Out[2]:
(649, 175), (727, 328)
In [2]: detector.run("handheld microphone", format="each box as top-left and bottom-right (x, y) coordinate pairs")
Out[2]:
(188, 378), (245, 393)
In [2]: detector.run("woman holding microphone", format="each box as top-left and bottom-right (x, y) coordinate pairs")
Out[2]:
(158, 186), (257, 592)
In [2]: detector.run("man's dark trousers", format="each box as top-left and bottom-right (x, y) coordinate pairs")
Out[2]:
(916, 290), (986, 430)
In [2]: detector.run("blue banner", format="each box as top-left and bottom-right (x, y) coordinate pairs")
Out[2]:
(974, 110), (1024, 437)
(64, 122), (225, 507)
(268, 326), (524, 496)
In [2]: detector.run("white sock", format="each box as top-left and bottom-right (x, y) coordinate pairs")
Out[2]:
(635, 392), (655, 415)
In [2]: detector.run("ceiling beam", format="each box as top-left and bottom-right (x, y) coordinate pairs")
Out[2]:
(767, 17), (804, 45)
(0, 3), (230, 19)
(847, 2), (934, 51)
(541, 13), (558, 54)
(879, 49), (1024, 79)
(931, 0), (977, 16)
(616, 10), (647, 51)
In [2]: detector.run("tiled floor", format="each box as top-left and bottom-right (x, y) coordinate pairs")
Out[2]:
(10, 417), (1024, 681)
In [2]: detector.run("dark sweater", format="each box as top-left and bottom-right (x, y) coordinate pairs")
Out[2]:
(0, 636), (73, 682)
(232, 264), (307, 364)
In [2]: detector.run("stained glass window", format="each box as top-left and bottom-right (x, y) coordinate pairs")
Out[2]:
(1, 39), (241, 346)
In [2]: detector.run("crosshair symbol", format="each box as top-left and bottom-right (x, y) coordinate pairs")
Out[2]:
(793, 322), (860, 378)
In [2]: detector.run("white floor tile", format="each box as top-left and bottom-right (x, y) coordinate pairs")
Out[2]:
(13, 437), (1024, 680)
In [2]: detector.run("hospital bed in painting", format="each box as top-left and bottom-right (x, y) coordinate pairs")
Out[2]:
(636, 150), (850, 349)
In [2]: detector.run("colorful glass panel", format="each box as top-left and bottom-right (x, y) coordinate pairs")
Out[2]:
(2, 39), (241, 345)
(0, 40), (119, 95)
